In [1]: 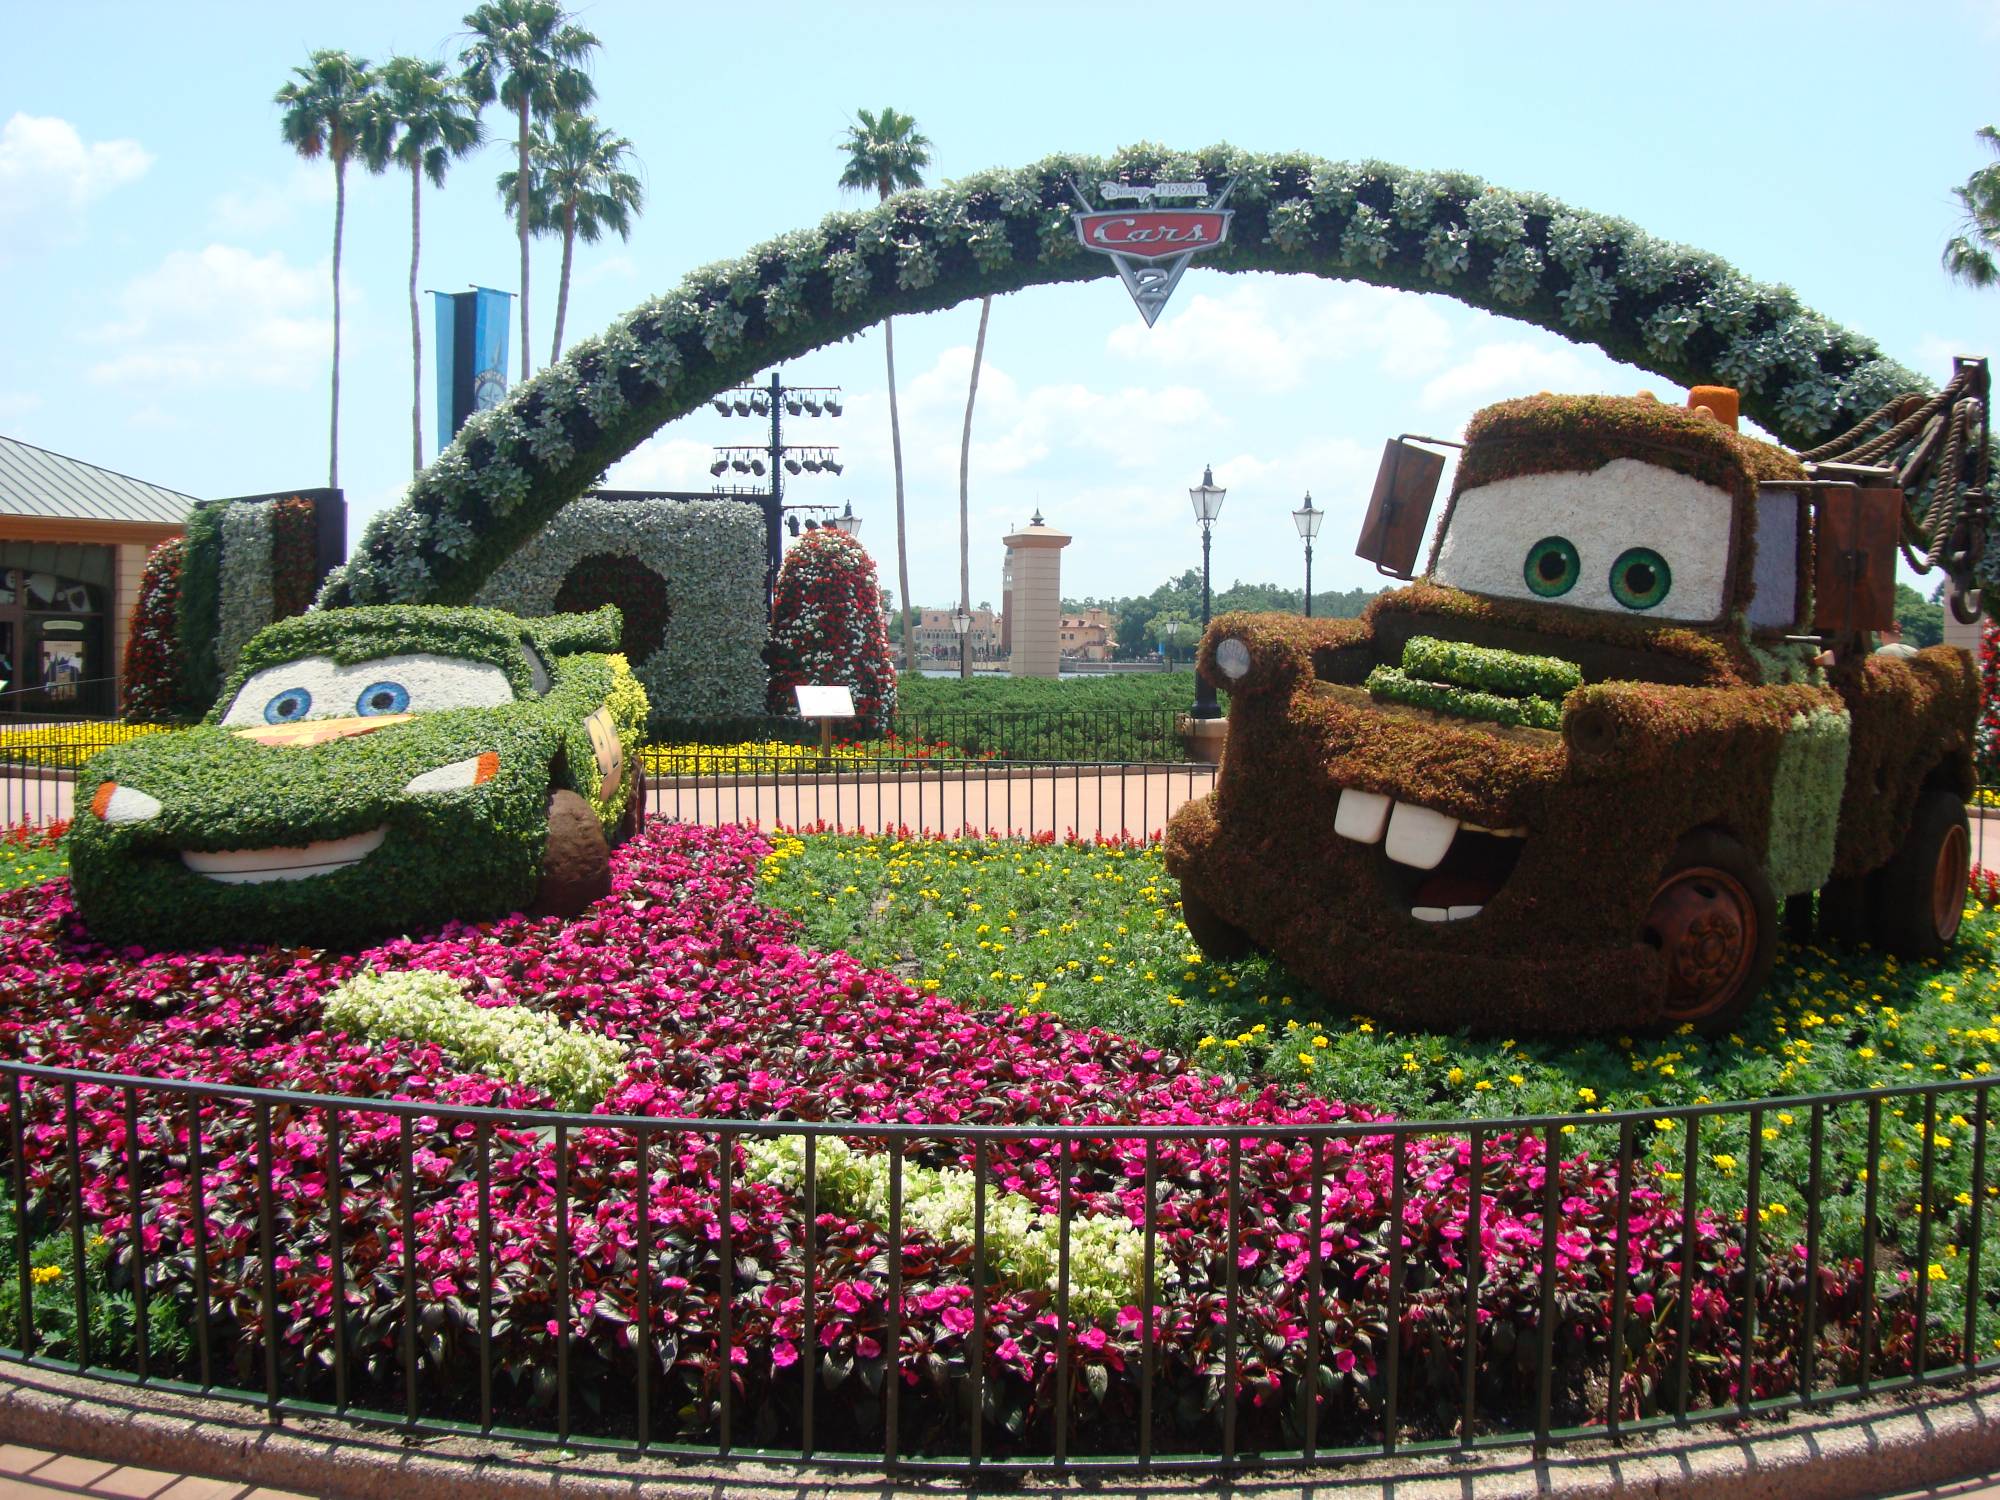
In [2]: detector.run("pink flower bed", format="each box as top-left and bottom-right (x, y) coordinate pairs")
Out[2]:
(0, 823), (1887, 1454)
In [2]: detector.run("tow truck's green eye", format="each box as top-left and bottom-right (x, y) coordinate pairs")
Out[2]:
(1523, 536), (1580, 597)
(1609, 547), (1673, 610)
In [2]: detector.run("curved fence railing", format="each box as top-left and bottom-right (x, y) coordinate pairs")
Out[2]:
(1, 1056), (1995, 1475)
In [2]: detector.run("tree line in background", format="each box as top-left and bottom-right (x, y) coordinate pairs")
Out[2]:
(275, 0), (643, 488)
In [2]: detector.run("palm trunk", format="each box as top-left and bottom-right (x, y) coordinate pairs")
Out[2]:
(329, 153), (345, 490)
(957, 296), (991, 680)
(884, 313), (915, 673)
(550, 199), (575, 364)
(408, 163), (423, 475)
(516, 95), (532, 381)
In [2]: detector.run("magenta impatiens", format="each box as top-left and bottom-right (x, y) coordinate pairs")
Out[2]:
(0, 825), (1905, 1452)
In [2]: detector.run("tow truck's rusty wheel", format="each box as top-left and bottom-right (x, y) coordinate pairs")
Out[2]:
(1870, 787), (1971, 959)
(1180, 884), (1255, 962)
(1644, 831), (1777, 1034)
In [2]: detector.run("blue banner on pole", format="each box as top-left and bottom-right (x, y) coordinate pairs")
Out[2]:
(430, 286), (512, 458)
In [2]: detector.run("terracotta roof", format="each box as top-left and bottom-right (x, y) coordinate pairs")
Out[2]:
(0, 434), (198, 527)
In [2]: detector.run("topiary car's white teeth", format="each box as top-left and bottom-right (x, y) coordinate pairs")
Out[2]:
(181, 828), (387, 884)
(404, 753), (499, 795)
(1385, 802), (1459, 870)
(1412, 904), (1485, 922)
(1334, 789), (1392, 843)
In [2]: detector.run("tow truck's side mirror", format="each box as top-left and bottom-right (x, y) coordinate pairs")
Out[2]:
(1811, 484), (1901, 635)
(1356, 438), (1448, 579)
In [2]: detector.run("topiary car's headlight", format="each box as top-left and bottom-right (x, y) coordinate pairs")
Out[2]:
(403, 753), (500, 795)
(1215, 637), (1253, 681)
(89, 782), (161, 824)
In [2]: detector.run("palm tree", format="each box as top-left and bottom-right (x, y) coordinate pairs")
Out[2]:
(955, 296), (991, 679)
(366, 56), (484, 475)
(459, 0), (598, 382)
(500, 112), (642, 364)
(275, 49), (377, 489)
(1945, 125), (2000, 288)
(837, 106), (931, 674)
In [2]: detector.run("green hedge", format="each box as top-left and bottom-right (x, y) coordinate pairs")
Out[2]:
(1399, 635), (1580, 700)
(1364, 665), (1565, 730)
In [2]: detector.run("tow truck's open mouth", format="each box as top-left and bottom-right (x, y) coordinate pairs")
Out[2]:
(180, 827), (388, 884)
(1333, 786), (1525, 923)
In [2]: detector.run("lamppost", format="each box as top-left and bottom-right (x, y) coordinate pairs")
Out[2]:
(1292, 491), (1322, 617)
(1161, 617), (1181, 671)
(953, 606), (973, 680)
(829, 501), (862, 537)
(1188, 465), (1226, 718)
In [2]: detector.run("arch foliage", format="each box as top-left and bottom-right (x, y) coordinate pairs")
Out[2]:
(319, 143), (1927, 609)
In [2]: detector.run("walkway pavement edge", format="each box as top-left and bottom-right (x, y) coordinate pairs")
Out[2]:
(3, 1362), (2000, 1498)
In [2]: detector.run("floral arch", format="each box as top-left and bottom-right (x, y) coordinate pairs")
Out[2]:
(317, 144), (1927, 610)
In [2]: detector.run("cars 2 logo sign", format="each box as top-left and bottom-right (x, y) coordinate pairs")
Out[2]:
(1072, 179), (1235, 326)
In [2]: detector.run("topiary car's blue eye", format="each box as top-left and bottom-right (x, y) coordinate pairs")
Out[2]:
(263, 688), (312, 724)
(356, 681), (410, 716)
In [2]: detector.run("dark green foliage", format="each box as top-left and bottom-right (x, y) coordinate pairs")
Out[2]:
(175, 504), (225, 715)
(0, 1202), (190, 1369)
(72, 605), (644, 950)
(1895, 582), (1945, 649)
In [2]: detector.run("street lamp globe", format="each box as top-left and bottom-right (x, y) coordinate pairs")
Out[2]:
(952, 607), (973, 637)
(1291, 491), (1322, 541)
(830, 501), (862, 537)
(1189, 464), (1227, 524)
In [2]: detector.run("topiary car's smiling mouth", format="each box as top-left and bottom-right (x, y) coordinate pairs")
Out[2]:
(1331, 786), (1527, 922)
(180, 827), (388, 884)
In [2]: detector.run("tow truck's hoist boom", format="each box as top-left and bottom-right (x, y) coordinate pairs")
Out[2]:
(1800, 355), (1992, 624)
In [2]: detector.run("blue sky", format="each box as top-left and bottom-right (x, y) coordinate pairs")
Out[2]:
(6, 1), (2000, 610)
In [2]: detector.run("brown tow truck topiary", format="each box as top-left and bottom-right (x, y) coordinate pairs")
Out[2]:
(1166, 385), (1981, 1034)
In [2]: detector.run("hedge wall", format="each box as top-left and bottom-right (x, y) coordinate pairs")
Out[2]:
(315, 144), (1932, 614)
(472, 497), (768, 725)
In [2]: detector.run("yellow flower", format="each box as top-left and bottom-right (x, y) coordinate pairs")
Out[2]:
(1447, 1066), (1465, 1085)
(1929, 1263), (1949, 1284)
(1577, 1087), (1597, 1104)
(29, 1265), (60, 1286)
(1712, 1154), (1738, 1172)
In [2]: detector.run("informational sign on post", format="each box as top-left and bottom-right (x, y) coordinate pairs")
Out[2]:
(795, 684), (855, 770)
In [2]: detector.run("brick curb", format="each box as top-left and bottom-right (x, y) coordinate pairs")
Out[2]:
(3, 1363), (2000, 1499)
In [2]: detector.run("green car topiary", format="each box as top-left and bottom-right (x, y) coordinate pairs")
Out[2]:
(70, 604), (648, 950)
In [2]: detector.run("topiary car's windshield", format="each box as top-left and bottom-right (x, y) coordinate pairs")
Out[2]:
(219, 653), (517, 727)
(1430, 458), (1733, 623)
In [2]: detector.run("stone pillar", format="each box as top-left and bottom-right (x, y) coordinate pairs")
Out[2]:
(1002, 512), (1069, 678)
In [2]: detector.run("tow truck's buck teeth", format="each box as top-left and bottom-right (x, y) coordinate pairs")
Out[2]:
(1334, 787), (1526, 924)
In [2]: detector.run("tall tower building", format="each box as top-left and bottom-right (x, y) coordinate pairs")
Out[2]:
(1001, 511), (1070, 678)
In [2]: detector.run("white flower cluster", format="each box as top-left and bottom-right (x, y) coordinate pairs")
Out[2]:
(215, 501), (275, 679)
(744, 1135), (1162, 1320)
(323, 968), (627, 1112)
(473, 497), (768, 721)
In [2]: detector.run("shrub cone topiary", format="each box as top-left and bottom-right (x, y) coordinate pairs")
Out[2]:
(766, 528), (896, 736)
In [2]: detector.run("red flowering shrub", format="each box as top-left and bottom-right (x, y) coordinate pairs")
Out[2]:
(766, 529), (895, 736)
(0, 824), (1916, 1454)
(120, 538), (185, 724)
(269, 495), (321, 622)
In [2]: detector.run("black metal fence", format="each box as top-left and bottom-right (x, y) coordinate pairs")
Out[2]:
(649, 708), (1187, 764)
(1, 1057), (1995, 1474)
(640, 754), (1216, 841)
(0, 733), (1218, 843)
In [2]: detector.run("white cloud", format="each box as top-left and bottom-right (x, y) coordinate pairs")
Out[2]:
(0, 391), (44, 430)
(0, 113), (151, 259)
(1105, 280), (1456, 393)
(86, 244), (337, 389)
(1417, 339), (1599, 413)
(602, 436), (723, 491)
(210, 162), (333, 237)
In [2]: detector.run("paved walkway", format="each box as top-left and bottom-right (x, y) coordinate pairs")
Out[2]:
(0, 1443), (306, 1498)
(2, 763), (1222, 843)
